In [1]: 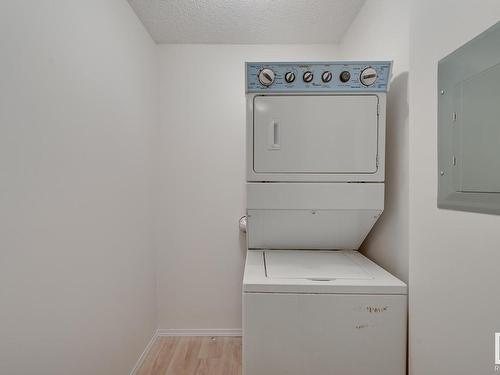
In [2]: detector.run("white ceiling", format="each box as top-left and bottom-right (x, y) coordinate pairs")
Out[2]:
(128, 0), (366, 44)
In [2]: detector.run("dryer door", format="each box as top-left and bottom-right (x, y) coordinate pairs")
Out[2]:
(253, 95), (379, 174)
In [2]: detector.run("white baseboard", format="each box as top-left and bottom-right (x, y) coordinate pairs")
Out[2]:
(157, 328), (242, 337)
(129, 329), (159, 375)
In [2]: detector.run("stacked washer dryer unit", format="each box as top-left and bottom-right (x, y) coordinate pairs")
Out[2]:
(243, 62), (407, 375)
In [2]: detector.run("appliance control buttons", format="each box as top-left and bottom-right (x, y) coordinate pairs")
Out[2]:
(284, 72), (296, 83)
(303, 71), (314, 83)
(339, 71), (351, 83)
(321, 71), (333, 83)
(258, 68), (275, 86)
(360, 67), (378, 86)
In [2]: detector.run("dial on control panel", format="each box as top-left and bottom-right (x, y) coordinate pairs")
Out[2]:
(258, 68), (275, 86)
(303, 71), (314, 83)
(339, 71), (351, 83)
(360, 67), (378, 86)
(284, 72), (296, 83)
(321, 71), (332, 83)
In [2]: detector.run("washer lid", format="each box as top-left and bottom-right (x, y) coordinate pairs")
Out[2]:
(265, 251), (372, 281)
(243, 250), (407, 294)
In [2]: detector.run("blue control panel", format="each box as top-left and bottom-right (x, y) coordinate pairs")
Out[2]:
(246, 61), (392, 93)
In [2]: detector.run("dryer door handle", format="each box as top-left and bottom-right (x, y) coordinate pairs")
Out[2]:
(268, 121), (280, 150)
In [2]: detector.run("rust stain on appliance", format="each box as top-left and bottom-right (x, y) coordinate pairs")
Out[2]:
(366, 306), (388, 313)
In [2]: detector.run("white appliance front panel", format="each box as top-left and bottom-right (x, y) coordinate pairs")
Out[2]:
(243, 292), (407, 375)
(253, 95), (379, 174)
(247, 208), (381, 250)
(246, 182), (384, 250)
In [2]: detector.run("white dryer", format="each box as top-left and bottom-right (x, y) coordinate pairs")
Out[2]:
(242, 62), (407, 375)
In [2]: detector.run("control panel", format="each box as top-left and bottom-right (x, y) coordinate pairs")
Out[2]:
(246, 61), (392, 93)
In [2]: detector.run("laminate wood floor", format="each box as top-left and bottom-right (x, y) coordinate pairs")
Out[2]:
(136, 336), (241, 375)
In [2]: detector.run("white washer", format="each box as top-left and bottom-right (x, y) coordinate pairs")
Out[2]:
(243, 250), (407, 375)
(243, 62), (406, 375)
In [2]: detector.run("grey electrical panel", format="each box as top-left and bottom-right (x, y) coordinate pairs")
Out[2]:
(438, 21), (500, 215)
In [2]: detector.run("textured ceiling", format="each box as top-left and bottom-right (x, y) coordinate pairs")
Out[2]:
(128, 0), (366, 44)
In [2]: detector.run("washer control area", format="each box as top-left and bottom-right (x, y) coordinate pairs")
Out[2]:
(247, 61), (391, 92)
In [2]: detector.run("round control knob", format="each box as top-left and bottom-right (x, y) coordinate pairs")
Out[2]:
(258, 68), (275, 86)
(284, 72), (296, 83)
(321, 71), (332, 83)
(303, 71), (314, 83)
(339, 71), (351, 83)
(360, 67), (378, 86)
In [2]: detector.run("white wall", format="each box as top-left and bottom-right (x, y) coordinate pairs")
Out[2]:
(340, 0), (410, 282)
(409, 1), (500, 374)
(0, 2), (158, 375)
(156, 44), (340, 329)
